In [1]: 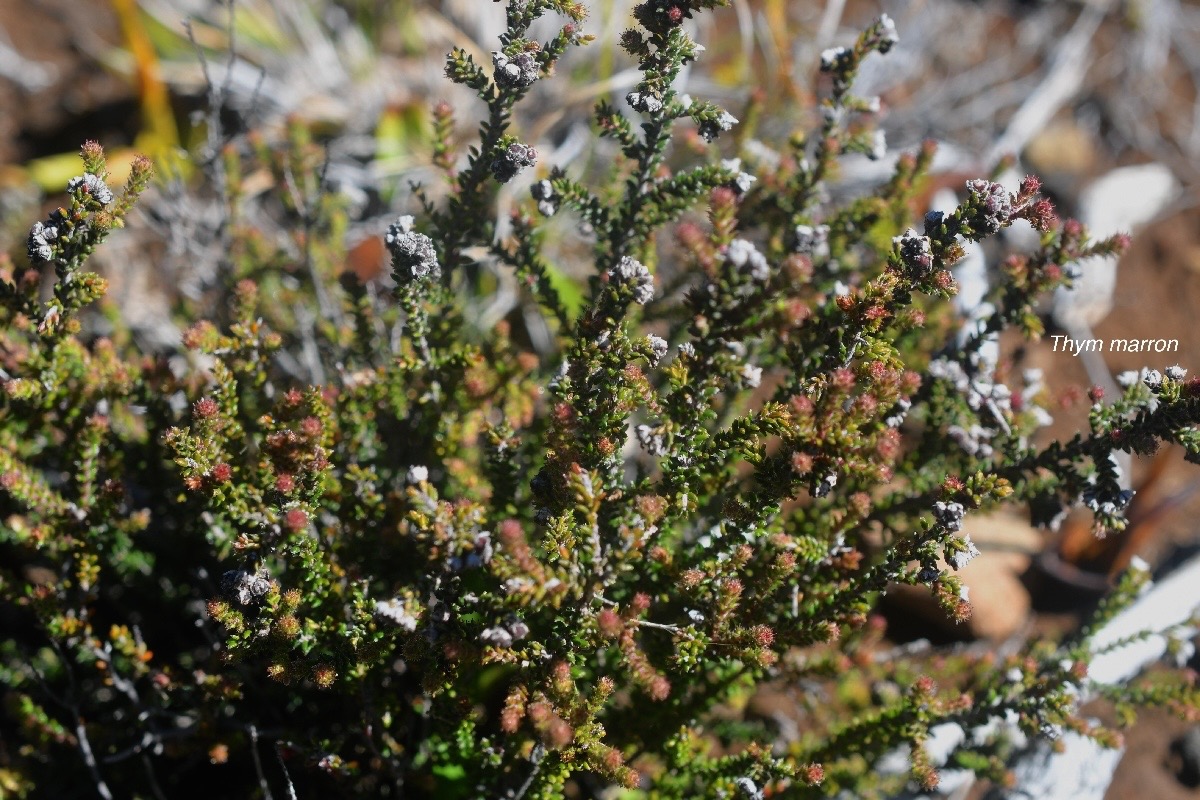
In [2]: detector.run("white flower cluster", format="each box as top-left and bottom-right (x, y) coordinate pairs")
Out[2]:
(68, 172), (114, 205)
(635, 423), (666, 456)
(609, 255), (655, 305)
(927, 356), (1014, 438)
(491, 141), (537, 183)
(794, 223), (830, 255)
(697, 110), (737, 142)
(374, 598), (419, 631)
(725, 238), (769, 282)
(947, 537), (981, 571)
(645, 334), (669, 366)
(626, 90), (663, 114)
(385, 216), (439, 281)
(531, 179), (559, 216)
(221, 568), (271, 606)
(492, 50), (539, 89)
(933, 500), (966, 532)
(26, 220), (59, 262)
(450, 531), (494, 572)
(720, 158), (757, 196)
(893, 228), (933, 276)
(479, 616), (530, 649)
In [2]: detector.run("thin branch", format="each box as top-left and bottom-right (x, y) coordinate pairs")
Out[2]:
(275, 742), (299, 800)
(248, 725), (275, 800)
(74, 718), (114, 800)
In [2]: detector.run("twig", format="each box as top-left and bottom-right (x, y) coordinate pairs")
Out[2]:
(275, 742), (299, 800)
(248, 724), (275, 800)
(511, 745), (546, 800)
(986, 0), (1113, 164)
(74, 718), (115, 800)
(814, 0), (848, 53)
(142, 752), (168, 800)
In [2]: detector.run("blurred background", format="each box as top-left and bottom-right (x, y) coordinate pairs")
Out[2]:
(2, 1), (1200, 796)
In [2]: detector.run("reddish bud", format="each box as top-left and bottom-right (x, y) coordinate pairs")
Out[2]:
(709, 186), (736, 208)
(546, 716), (574, 748)
(194, 397), (219, 419)
(551, 660), (573, 696)
(876, 428), (901, 461)
(312, 663), (336, 689)
(751, 625), (775, 647)
(498, 519), (524, 545)
(275, 473), (295, 493)
(552, 402), (575, 424)
(855, 394), (878, 415)
(211, 463), (232, 483)
(863, 304), (887, 321)
(277, 615), (300, 638)
(597, 608), (623, 639)
(1028, 198), (1057, 231)
(790, 450), (813, 474)
(284, 508), (308, 532)
(831, 368), (855, 391)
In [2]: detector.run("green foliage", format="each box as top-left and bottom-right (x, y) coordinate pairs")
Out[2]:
(2, 2), (1199, 798)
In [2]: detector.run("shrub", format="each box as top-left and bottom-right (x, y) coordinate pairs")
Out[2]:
(2, 2), (1198, 798)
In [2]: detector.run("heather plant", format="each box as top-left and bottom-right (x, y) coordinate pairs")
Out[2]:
(3, 2), (1200, 799)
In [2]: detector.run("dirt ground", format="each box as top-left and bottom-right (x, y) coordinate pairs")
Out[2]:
(0, 0), (133, 167)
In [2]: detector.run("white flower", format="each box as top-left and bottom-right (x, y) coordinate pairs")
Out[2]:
(645, 334), (668, 366)
(725, 238), (769, 282)
(609, 256), (655, 305)
(794, 224), (830, 254)
(626, 91), (664, 114)
(68, 172), (114, 205)
(947, 536), (980, 571)
(821, 46), (849, 70)
(876, 13), (899, 51)
(374, 598), (418, 631)
(868, 129), (887, 161)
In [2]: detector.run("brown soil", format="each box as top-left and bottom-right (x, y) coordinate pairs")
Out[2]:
(0, 0), (134, 166)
